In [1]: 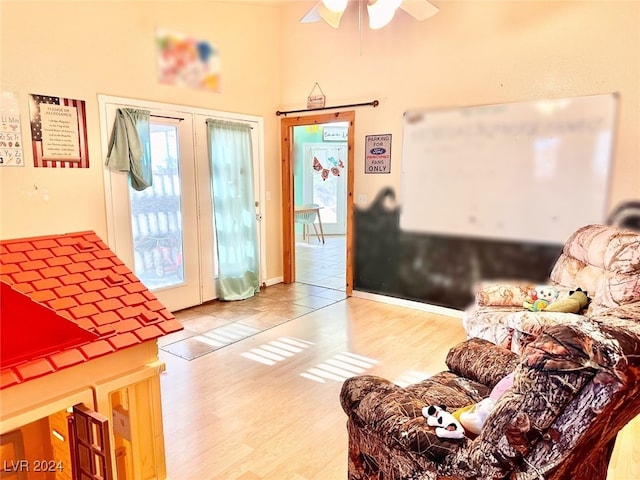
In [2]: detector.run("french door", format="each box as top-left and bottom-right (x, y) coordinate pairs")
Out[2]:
(100, 96), (264, 312)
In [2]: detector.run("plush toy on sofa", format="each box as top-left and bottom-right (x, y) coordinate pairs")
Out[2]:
(454, 398), (495, 436)
(422, 405), (465, 439)
(544, 288), (591, 314)
(523, 285), (559, 311)
(453, 372), (515, 437)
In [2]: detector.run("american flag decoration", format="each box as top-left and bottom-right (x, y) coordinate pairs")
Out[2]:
(29, 94), (89, 168)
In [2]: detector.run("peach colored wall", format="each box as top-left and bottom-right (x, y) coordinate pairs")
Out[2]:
(279, 1), (640, 214)
(0, 1), (283, 279)
(1, 1), (639, 284)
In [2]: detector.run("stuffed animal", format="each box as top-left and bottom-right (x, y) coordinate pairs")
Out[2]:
(422, 405), (465, 439)
(455, 398), (495, 436)
(452, 372), (514, 437)
(523, 285), (559, 311)
(544, 288), (590, 314)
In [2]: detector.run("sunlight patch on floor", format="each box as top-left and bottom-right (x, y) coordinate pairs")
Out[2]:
(300, 351), (379, 383)
(240, 336), (314, 366)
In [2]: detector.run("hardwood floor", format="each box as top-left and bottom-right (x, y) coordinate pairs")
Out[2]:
(159, 287), (639, 480)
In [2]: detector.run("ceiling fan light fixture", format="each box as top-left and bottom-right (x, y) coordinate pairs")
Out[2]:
(318, 2), (346, 28)
(322, 0), (348, 13)
(367, 0), (403, 29)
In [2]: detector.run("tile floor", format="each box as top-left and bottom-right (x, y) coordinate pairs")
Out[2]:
(295, 235), (346, 290)
(160, 282), (347, 360)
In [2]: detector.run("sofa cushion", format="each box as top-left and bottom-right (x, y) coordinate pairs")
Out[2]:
(340, 374), (478, 462)
(446, 337), (519, 389)
(550, 224), (640, 314)
(474, 281), (536, 307)
(462, 306), (522, 350)
(559, 224), (640, 275)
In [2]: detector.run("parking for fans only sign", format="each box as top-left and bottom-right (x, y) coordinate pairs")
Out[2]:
(365, 134), (391, 174)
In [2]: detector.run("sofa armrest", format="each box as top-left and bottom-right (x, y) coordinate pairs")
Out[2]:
(446, 337), (519, 389)
(340, 375), (463, 462)
(471, 323), (626, 473)
(506, 310), (590, 353)
(474, 281), (536, 307)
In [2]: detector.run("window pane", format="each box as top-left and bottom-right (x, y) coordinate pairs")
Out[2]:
(130, 124), (184, 289)
(312, 172), (337, 224)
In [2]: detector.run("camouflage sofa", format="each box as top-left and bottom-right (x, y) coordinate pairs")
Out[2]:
(340, 318), (640, 479)
(462, 224), (640, 353)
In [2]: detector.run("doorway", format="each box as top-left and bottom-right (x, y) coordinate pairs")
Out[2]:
(0, 406), (110, 480)
(100, 96), (265, 312)
(280, 111), (355, 295)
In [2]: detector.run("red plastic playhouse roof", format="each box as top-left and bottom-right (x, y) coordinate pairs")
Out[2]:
(0, 231), (183, 389)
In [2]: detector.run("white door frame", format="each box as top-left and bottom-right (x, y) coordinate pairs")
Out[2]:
(98, 95), (267, 309)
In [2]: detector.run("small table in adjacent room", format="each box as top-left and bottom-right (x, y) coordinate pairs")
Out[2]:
(294, 205), (325, 244)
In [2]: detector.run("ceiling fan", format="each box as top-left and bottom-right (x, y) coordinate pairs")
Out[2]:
(300, 0), (439, 29)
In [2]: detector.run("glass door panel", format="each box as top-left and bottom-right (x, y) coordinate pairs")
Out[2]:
(303, 144), (347, 235)
(130, 124), (184, 289)
(103, 106), (201, 312)
(101, 96), (264, 312)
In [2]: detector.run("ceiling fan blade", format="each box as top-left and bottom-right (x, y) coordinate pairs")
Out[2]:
(300, 1), (346, 28)
(300, 2), (322, 23)
(400, 0), (439, 21)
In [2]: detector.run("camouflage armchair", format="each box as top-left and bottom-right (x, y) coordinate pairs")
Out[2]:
(462, 224), (640, 353)
(340, 320), (640, 480)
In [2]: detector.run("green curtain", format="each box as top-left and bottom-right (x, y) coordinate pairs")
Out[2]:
(207, 119), (260, 301)
(105, 108), (152, 191)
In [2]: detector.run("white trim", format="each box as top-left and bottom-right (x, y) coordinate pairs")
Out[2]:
(97, 94), (262, 125)
(264, 276), (284, 287)
(351, 290), (464, 319)
(255, 122), (268, 284)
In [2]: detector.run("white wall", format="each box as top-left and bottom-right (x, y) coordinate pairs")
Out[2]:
(279, 1), (640, 219)
(0, 0), (284, 277)
(1, 1), (639, 280)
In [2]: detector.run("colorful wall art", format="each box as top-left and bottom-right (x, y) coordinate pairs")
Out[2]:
(156, 29), (221, 92)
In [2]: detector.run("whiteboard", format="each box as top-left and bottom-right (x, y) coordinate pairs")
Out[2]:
(399, 94), (617, 244)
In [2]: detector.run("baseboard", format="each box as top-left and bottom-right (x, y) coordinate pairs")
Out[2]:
(264, 276), (284, 287)
(351, 290), (464, 319)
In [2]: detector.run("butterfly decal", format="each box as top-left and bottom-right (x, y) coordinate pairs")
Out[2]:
(313, 156), (323, 171)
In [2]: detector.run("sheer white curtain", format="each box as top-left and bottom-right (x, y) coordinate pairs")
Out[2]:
(207, 119), (260, 300)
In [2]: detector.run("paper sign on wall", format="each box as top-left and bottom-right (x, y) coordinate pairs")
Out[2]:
(0, 91), (25, 167)
(365, 134), (392, 174)
(28, 94), (89, 168)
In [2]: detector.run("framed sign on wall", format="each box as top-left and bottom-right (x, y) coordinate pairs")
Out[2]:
(28, 93), (89, 168)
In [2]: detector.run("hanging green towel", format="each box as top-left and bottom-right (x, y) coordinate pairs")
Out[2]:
(105, 108), (152, 191)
